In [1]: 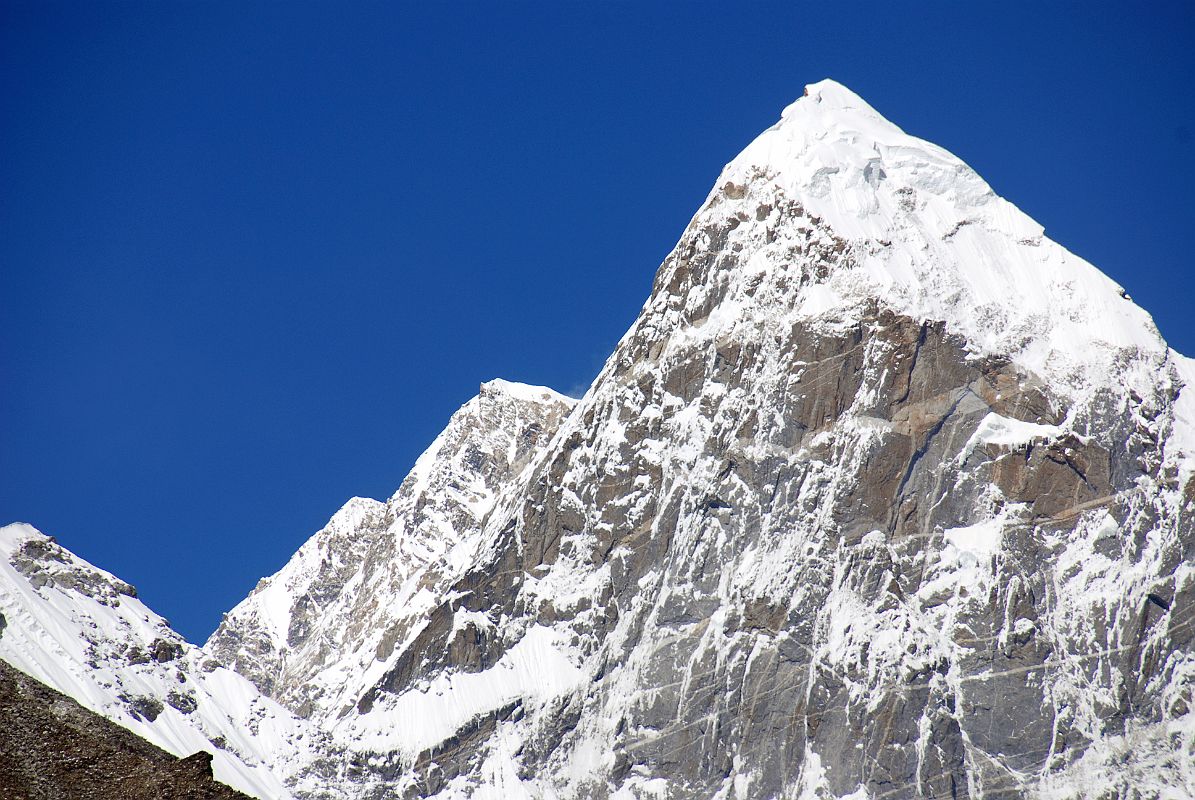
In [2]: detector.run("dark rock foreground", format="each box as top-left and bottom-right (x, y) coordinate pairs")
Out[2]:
(0, 659), (250, 800)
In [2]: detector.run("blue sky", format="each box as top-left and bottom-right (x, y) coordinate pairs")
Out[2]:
(2, 2), (1192, 643)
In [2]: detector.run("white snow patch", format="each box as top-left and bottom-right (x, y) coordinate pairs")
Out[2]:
(482, 378), (578, 404)
(347, 625), (583, 757)
(960, 412), (1063, 462)
(942, 518), (1005, 563)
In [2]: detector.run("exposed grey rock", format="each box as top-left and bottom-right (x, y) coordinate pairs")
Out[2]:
(167, 690), (199, 714)
(206, 380), (577, 725)
(120, 692), (165, 722)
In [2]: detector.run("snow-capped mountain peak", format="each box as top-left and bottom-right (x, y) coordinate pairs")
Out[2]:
(6, 81), (1194, 800)
(707, 81), (1176, 424)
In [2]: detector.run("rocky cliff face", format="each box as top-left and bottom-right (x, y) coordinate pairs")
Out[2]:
(206, 380), (575, 724)
(220, 80), (1193, 799)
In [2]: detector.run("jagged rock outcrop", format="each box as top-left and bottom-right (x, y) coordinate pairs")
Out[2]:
(206, 380), (575, 724)
(0, 659), (251, 800)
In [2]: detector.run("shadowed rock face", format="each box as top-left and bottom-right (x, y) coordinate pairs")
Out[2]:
(0, 659), (250, 800)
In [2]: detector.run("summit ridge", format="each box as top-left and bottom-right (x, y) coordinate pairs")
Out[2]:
(720, 81), (1175, 417)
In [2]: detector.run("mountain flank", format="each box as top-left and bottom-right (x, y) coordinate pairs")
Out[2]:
(3, 80), (1194, 799)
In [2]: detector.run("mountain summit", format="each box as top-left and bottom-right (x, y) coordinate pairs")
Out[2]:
(722, 79), (1175, 405)
(6, 81), (1194, 799)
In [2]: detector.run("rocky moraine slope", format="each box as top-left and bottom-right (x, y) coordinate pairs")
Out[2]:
(0, 659), (252, 800)
(4, 80), (1194, 799)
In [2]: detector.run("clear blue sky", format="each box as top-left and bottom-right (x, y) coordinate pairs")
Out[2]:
(2, 2), (1192, 643)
